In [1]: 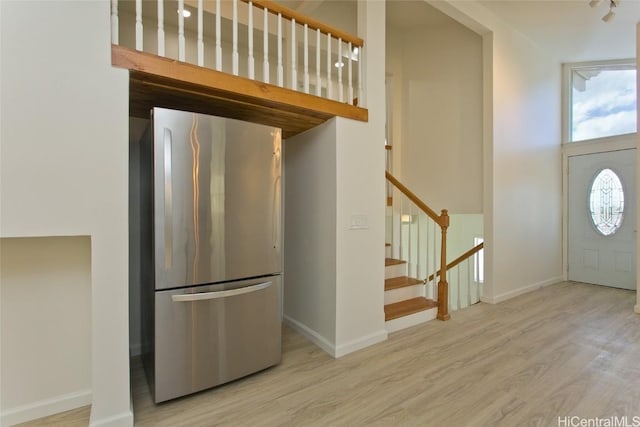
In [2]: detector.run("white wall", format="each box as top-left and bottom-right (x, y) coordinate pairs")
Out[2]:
(448, 214), (483, 260)
(1, 237), (92, 426)
(283, 0), (387, 358)
(636, 22), (640, 315)
(309, 0), (357, 36)
(387, 14), (483, 214)
(386, 28), (405, 178)
(284, 120), (338, 352)
(334, 0), (387, 357)
(430, 1), (563, 303)
(0, 1), (131, 425)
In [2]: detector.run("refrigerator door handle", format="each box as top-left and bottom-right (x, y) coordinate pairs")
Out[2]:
(163, 127), (173, 269)
(171, 281), (272, 302)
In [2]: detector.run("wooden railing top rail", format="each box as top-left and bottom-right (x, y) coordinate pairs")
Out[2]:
(385, 171), (448, 228)
(242, 0), (364, 47)
(428, 242), (484, 282)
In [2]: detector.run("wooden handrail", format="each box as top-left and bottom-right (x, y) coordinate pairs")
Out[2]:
(385, 171), (448, 228)
(428, 242), (484, 282)
(386, 170), (450, 320)
(242, 0), (364, 47)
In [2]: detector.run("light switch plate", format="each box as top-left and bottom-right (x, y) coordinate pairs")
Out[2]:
(350, 214), (369, 230)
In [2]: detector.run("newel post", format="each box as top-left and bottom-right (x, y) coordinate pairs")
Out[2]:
(437, 209), (450, 321)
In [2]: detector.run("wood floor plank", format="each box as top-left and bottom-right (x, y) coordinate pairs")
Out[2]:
(23, 281), (640, 426)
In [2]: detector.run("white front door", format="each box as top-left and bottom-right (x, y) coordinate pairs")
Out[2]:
(568, 149), (636, 290)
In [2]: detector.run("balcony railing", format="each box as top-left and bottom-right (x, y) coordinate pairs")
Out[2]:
(110, 0), (365, 108)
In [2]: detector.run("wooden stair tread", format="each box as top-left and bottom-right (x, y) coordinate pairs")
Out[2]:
(385, 276), (423, 291)
(384, 297), (438, 321)
(385, 243), (391, 247)
(385, 258), (406, 267)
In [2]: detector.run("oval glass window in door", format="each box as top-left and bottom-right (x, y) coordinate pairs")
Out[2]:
(589, 168), (625, 236)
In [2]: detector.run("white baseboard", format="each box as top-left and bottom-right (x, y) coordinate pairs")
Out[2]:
(89, 409), (134, 427)
(635, 304), (640, 314)
(283, 315), (336, 357)
(481, 276), (563, 304)
(283, 315), (388, 359)
(334, 329), (388, 358)
(1, 389), (92, 427)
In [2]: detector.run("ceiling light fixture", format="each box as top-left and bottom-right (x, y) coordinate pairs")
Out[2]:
(592, 0), (618, 23)
(602, 7), (615, 22)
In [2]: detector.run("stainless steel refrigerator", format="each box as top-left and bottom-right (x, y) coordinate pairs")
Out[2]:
(138, 107), (282, 403)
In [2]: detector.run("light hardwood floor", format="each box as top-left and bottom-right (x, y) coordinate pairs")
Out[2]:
(19, 281), (640, 426)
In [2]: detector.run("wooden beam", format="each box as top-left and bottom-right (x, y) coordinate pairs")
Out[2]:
(112, 45), (368, 138)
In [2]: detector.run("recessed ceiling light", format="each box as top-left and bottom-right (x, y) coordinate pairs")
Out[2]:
(177, 8), (191, 18)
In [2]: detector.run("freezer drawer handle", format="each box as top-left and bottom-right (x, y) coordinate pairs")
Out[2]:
(171, 281), (272, 302)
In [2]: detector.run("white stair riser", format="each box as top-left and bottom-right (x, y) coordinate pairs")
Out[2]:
(385, 307), (437, 333)
(385, 246), (392, 258)
(385, 263), (406, 279)
(384, 284), (425, 305)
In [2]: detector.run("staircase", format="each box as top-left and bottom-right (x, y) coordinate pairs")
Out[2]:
(383, 170), (485, 333)
(384, 257), (438, 333)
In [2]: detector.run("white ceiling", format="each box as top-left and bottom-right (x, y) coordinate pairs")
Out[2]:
(385, 0), (640, 63)
(267, 0), (640, 63)
(478, 0), (640, 62)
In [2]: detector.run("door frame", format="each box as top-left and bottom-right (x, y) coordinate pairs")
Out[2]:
(561, 134), (638, 304)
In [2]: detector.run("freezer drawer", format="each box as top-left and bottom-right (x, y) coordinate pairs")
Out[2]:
(152, 276), (282, 403)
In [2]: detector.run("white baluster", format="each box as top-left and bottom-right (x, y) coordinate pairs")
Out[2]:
(178, 0), (185, 61)
(431, 221), (444, 295)
(457, 264), (462, 310)
(197, 0), (204, 66)
(157, 0), (164, 56)
(135, 0), (142, 50)
(417, 207), (421, 279)
(408, 204), (413, 276)
(233, 0), (239, 75)
(337, 38), (343, 102)
(399, 197), (404, 261)
(315, 29), (320, 96)
(358, 46), (363, 107)
(303, 24), (309, 93)
(248, 1), (254, 79)
(326, 33), (332, 99)
(290, 19), (296, 90)
(216, 0), (222, 71)
(111, 0), (119, 44)
(277, 13), (283, 87)
(263, 7), (269, 83)
(348, 41), (353, 105)
(467, 258), (473, 307)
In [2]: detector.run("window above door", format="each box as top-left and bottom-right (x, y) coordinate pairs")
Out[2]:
(563, 59), (637, 143)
